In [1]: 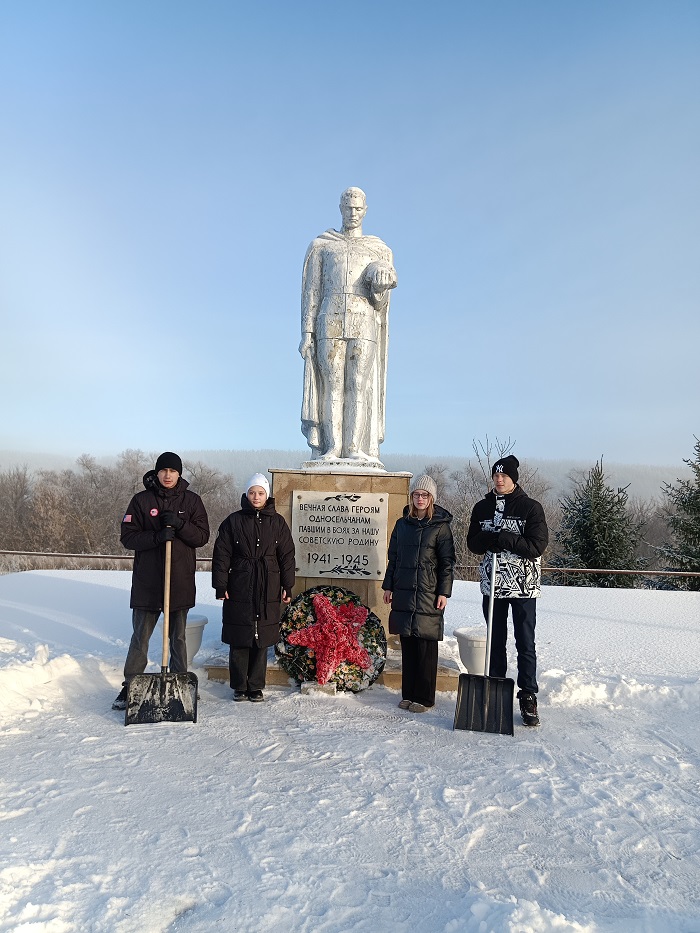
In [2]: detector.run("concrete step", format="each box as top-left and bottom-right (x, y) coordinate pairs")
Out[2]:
(204, 654), (460, 692)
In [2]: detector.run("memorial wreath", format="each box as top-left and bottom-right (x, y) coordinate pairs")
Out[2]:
(275, 585), (387, 692)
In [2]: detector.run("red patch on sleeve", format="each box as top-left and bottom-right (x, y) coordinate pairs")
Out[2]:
(123, 514), (132, 523)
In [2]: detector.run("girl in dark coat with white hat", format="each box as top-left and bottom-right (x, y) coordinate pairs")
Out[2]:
(382, 474), (455, 712)
(212, 473), (295, 702)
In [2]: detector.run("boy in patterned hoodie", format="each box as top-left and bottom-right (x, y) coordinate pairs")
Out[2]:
(467, 455), (548, 726)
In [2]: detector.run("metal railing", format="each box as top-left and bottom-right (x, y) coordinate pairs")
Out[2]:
(455, 564), (700, 581)
(458, 565), (700, 577)
(2, 551), (699, 579)
(543, 567), (700, 578)
(0, 549), (213, 565)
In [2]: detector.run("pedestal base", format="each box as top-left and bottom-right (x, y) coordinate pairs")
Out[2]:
(301, 458), (387, 473)
(202, 466), (461, 696)
(301, 681), (337, 696)
(270, 467), (411, 635)
(203, 654), (461, 693)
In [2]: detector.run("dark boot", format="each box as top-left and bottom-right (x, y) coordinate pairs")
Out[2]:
(112, 685), (127, 711)
(518, 691), (540, 727)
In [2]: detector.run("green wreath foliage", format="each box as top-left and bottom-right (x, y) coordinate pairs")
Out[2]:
(275, 585), (387, 692)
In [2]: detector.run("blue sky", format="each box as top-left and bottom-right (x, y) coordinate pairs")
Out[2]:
(1, 1), (698, 467)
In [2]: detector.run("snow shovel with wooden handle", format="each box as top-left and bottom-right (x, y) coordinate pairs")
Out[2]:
(125, 537), (198, 726)
(453, 552), (514, 735)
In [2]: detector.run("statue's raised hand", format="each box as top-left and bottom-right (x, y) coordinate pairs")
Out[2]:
(373, 267), (396, 290)
(364, 260), (397, 295)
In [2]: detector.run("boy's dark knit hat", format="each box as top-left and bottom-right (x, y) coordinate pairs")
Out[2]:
(492, 455), (519, 484)
(155, 451), (183, 475)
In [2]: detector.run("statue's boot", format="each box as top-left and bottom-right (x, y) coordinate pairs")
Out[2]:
(347, 449), (379, 463)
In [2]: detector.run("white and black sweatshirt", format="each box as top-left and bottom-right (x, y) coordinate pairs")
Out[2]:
(467, 486), (549, 599)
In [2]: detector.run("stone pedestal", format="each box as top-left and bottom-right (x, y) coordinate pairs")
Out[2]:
(203, 467), (463, 693)
(203, 651), (461, 691)
(270, 467), (410, 635)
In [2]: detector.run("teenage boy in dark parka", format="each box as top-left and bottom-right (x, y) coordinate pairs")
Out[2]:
(112, 452), (210, 710)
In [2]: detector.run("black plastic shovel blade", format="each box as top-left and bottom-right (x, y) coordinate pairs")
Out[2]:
(453, 672), (515, 735)
(125, 672), (198, 726)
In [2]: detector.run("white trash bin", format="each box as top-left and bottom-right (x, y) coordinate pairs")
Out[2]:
(185, 614), (208, 663)
(454, 628), (487, 674)
(153, 613), (208, 665)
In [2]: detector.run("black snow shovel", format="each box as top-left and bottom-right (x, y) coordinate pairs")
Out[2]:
(125, 538), (198, 726)
(453, 553), (514, 735)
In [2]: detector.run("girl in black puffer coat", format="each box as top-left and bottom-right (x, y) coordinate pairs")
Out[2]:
(212, 474), (295, 702)
(382, 474), (455, 712)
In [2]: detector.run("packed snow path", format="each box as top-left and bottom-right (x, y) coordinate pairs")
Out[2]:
(0, 572), (699, 932)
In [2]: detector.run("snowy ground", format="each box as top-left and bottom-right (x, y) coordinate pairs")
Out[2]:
(1, 570), (699, 933)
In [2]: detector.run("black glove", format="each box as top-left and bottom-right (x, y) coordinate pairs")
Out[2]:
(142, 470), (159, 491)
(497, 531), (517, 553)
(481, 531), (501, 552)
(160, 510), (184, 530)
(155, 526), (176, 544)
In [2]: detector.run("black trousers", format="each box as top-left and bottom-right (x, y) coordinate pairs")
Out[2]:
(229, 642), (269, 692)
(124, 608), (188, 679)
(481, 596), (538, 694)
(399, 635), (438, 707)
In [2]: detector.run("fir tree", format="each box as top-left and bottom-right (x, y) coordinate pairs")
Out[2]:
(660, 438), (700, 591)
(553, 460), (645, 587)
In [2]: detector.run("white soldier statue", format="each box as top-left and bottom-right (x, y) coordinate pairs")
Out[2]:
(299, 187), (398, 464)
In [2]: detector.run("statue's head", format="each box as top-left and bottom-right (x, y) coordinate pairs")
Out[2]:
(339, 187), (367, 230)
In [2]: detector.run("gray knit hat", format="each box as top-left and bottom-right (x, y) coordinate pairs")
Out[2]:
(410, 473), (438, 500)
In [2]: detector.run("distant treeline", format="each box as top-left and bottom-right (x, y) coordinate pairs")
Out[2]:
(2, 441), (697, 589)
(0, 451), (239, 567)
(0, 447), (690, 502)
(181, 449), (689, 503)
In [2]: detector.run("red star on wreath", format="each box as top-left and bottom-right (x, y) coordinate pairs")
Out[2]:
(287, 593), (372, 685)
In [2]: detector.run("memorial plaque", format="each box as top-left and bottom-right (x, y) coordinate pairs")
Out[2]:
(292, 490), (388, 578)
